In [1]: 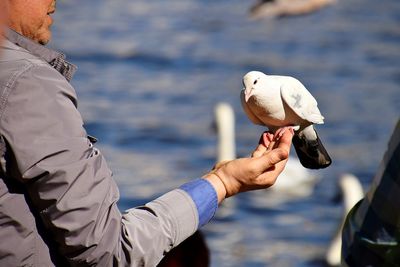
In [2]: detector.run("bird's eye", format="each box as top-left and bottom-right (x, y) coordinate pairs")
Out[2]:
(253, 79), (258, 85)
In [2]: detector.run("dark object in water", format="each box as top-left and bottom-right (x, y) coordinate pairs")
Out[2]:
(157, 231), (209, 267)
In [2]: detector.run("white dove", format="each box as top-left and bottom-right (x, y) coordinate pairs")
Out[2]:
(241, 71), (331, 169)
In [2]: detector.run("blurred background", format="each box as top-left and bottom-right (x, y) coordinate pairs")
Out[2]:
(51, 0), (399, 266)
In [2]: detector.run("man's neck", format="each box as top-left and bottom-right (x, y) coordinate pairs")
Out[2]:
(4, 28), (77, 82)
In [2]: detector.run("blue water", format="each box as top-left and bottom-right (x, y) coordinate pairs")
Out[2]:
(51, 0), (399, 266)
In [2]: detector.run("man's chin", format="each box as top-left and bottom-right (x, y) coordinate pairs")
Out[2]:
(39, 39), (50, 45)
(36, 30), (51, 45)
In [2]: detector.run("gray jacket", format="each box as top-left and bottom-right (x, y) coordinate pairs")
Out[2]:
(0, 29), (199, 267)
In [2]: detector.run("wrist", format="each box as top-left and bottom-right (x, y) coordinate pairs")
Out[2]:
(203, 173), (227, 204)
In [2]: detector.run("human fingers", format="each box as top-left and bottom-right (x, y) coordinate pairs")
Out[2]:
(260, 131), (274, 146)
(262, 132), (275, 152)
(250, 130), (291, 173)
(253, 131), (293, 185)
(274, 128), (294, 152)
(249, 147), (289, 176)
(252, 144), (265, 157)
(254, 156), (289, 186)
(262, 148), (289, 169)
(253, 132), (273, 157)
(268, 127), (294, 150)
(236, 149), (289, 191)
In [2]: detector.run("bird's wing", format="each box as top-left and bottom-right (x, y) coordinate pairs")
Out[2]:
(280, 78), (324, 124)
(240, 90), (264, 125)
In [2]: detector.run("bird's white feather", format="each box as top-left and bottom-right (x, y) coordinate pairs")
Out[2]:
(240, 90), (264, 126)
(279, 77), (324, 124)
(242, 72), (325, 130)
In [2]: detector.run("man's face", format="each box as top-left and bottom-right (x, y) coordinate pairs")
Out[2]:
(7, 0), (56, 45)
(0, 2), (8, 41)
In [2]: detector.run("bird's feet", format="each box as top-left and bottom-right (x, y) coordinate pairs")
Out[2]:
(261, 126), (295, 151)
(273, 126), (295, 140)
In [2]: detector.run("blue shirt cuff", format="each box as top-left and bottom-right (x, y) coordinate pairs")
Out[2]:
(179, 178), (218, 228)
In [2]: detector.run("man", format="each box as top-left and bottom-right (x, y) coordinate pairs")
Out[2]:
(0, 1), (7, 38)
(0, 0), (294, 266)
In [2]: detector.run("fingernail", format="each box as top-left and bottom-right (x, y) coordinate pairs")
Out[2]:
(279, 128), (287, 137)
(263, 133), (271, 142)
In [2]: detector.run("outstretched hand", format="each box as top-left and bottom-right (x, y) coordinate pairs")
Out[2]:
(204, 127), (294, 203)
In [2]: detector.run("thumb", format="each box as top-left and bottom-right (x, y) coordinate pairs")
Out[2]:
(260, 148), (288, 169)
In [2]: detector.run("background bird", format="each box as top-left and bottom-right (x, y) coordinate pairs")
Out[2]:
(249, 0), (336, 19)
(325, 173), (364, 266)
(214, 102), (236, 163)
(241, 70), (332, 169)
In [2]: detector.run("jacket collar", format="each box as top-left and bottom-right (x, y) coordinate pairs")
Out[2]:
(5, 28), (77, 82)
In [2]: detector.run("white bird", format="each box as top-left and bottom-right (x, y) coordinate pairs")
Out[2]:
(326, 173), (364, 266)
(214, 102), (317, 199)
(214, 102), (236, 162)
(249, 0), (336, 19)
(241, 70), (332, 169)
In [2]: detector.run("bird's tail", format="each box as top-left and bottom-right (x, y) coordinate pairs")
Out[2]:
(292, 129), (332, 169)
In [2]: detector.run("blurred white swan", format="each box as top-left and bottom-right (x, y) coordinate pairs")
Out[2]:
(249, 0), (336, 19)
(269, 156), (317, 197)
(214, 102), (317, 199)
(215, 102), (236, 162)
(325, 173), (364, 266)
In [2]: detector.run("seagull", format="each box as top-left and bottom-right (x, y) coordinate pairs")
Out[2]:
(241, 71), (332, 169)
(249, 0), (336, 19)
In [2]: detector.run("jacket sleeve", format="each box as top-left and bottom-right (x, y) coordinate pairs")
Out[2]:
(341, 119), (400, 266)
(0, 62), (203, 266)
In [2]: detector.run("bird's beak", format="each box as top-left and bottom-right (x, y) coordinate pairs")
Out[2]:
(244, 87), (253, 102)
